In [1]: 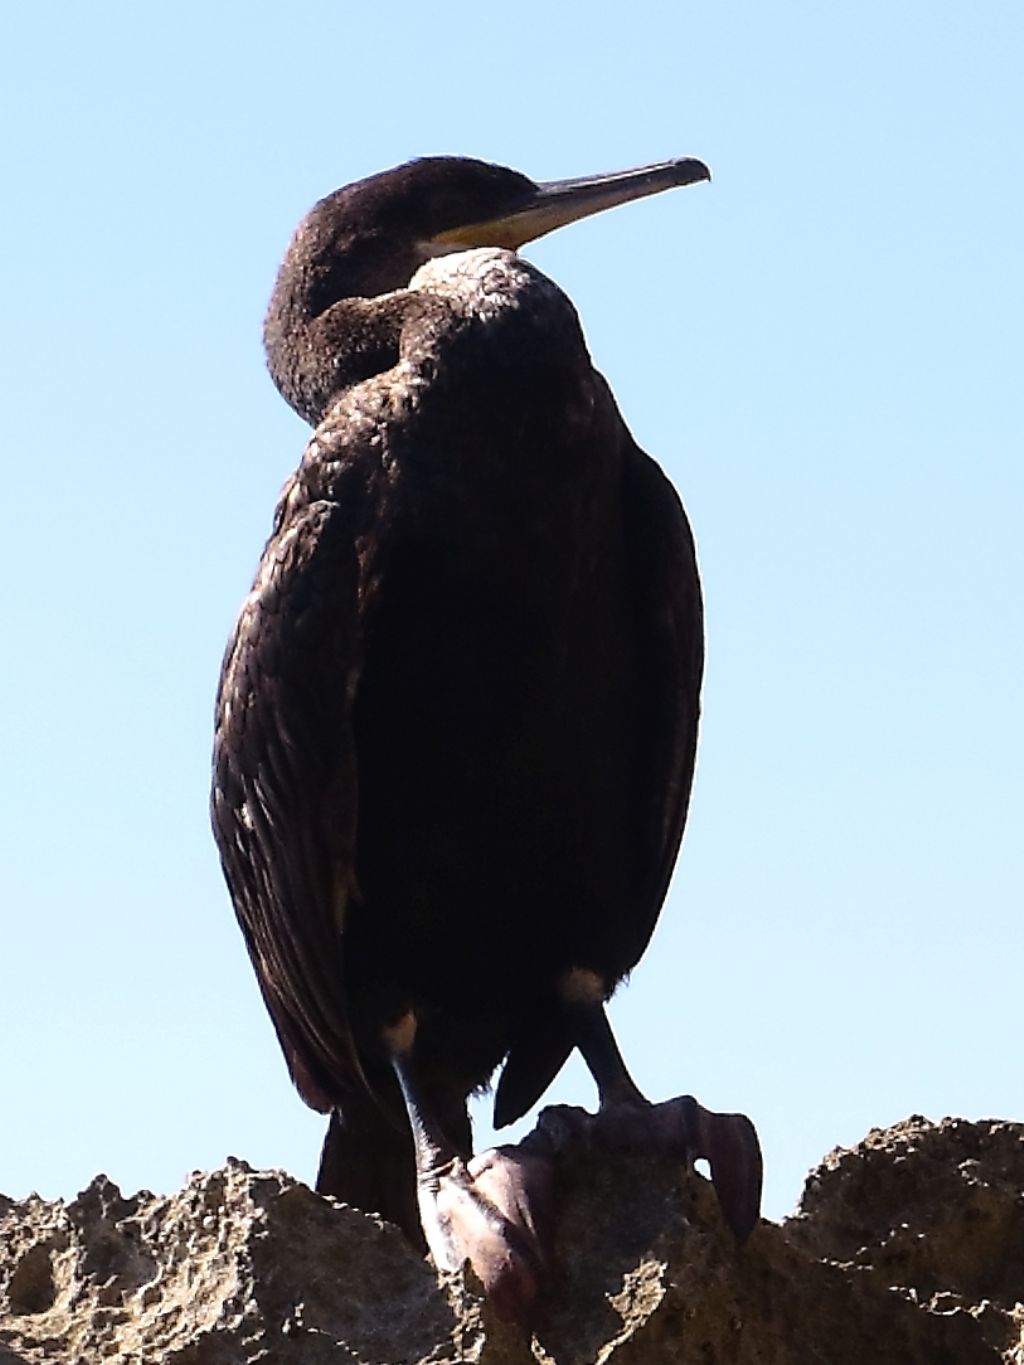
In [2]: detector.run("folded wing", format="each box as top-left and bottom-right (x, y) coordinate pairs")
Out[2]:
(211, 496), (362, 1112)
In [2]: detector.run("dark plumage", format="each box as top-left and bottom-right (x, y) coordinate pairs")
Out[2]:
(212, 157), (758, 1315)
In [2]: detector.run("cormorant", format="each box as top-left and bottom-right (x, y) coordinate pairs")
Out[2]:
(212, 156), (761, 1319)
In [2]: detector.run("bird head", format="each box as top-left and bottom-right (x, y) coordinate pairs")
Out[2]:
(264, 155), (710, 424)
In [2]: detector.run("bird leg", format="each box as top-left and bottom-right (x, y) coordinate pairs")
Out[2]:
(562, 971), (763, 1241)
(384, 1012), (553, 1323)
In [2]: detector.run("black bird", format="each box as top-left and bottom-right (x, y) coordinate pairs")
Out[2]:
(212, 156), (761, 1318)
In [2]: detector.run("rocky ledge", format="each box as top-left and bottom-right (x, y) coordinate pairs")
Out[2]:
(1, 1114), (1022, 1363)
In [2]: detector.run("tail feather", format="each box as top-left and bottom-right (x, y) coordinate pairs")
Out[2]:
(493, 1011), (574, 1130)
(316, 1102), (421, 1248)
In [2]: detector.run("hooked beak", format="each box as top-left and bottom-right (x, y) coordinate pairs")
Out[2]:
(430, 156), (711, 252)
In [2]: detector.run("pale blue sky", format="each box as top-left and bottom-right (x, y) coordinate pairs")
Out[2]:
(2, 1), (1020, 1225)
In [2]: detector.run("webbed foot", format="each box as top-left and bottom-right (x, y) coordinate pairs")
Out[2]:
(419, 1143), (555, 1322)
(555, 985), (763, 1239)
(591, 1094), (762, 1240)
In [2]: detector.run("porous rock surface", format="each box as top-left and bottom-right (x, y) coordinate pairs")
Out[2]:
(1, 1114), (1021, 1363)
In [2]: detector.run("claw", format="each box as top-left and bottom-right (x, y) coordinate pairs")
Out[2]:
(673, 1095), (763, 1241)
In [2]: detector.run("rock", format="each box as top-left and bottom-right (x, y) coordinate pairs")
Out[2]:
(1, 1116), (1022, 1363)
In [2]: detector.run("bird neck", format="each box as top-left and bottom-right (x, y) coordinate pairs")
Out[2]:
(263, 215), (433, 426)
(264, 289), (415, 428)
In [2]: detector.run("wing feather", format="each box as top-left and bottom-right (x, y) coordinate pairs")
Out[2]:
(211, 498), (362, 1112)
(621, 441), (705, 966)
